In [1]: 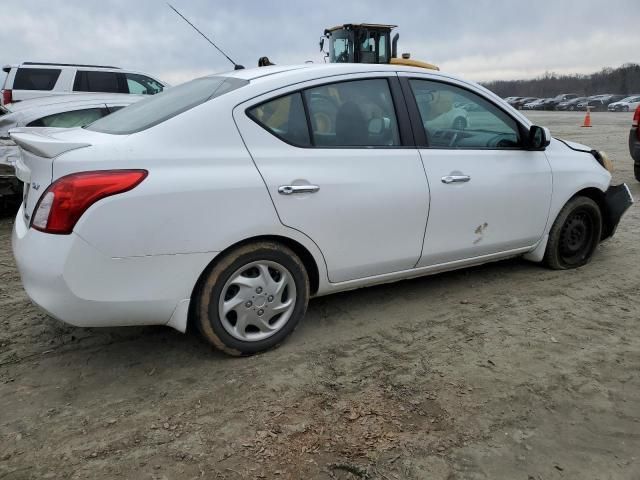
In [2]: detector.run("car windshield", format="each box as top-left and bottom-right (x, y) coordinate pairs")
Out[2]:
(86, 76), (248, 134)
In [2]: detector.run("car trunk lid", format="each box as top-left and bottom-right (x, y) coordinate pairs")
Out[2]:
(9, 127), (94, 221)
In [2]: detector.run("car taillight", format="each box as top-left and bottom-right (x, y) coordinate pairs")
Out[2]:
(633, 105), (640, 127)
(1, 89), (12, 105)
(31, 170), (148, 234)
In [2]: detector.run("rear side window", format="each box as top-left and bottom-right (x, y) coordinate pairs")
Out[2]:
(248, 93), (311, 147)
(87, 76), (247, 134)
(304, 79), (400, 147)
(27, 107), (108, 127)
(73, 71), (123, 93)
(14, 68), (61, 90)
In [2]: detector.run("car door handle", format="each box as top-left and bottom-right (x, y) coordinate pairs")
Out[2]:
(278, 185), (320, 195)
(441, 175), (471, 184)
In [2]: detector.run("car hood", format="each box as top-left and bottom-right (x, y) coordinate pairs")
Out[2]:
(557, 138), (592, 152)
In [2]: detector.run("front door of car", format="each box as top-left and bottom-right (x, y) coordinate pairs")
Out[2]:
(235, 74), (430, 283)
(399, 75), (552, 267)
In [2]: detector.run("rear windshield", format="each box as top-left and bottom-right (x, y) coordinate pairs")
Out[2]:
(87, 76), (248, 134)
(14, 68), (61, 90)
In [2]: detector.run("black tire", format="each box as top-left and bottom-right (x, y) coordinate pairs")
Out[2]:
(195, 241), (309, 356)
(634, 163), (640, 182)
(543, 196), (602, 270)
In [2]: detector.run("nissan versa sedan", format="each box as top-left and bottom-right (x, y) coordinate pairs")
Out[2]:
(10, 64), (634, 356)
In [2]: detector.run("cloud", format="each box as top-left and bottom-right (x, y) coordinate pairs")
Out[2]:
(1, 0), (638, 85)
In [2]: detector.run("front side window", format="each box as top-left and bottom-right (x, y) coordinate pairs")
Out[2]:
(409, 79), (521, 149)
(87, 76), (247, 134)
(14, 68), (61, 91)
(27, 107), (107, 127)
(304, 79), (400, 147)
(125, 73), (164, 95)
(248, 93), (311, 147)
(73, 71), (122, 93)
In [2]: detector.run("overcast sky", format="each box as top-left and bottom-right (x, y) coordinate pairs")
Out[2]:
(2, 0), (639, 85)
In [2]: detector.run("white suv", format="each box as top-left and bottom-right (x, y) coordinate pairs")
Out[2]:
(1, 62), (167, 105)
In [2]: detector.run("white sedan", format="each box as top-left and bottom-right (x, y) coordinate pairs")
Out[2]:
(10, 64), (633, 355)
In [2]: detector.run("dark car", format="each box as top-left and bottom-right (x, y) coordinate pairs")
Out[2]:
(630, 105), (640, 181)
(580, 99), (608, 111)
(578, 95), (624, 112)
(557, 97), (587, 111)
(541, 93), (580, 110)
(512, 97), (538, 109)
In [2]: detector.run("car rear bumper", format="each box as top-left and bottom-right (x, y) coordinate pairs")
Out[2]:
(12, 205), (217, 330)
(602, 183), (634, 240)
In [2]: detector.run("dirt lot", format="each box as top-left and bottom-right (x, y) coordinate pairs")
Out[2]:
(1, 111), (639, 480)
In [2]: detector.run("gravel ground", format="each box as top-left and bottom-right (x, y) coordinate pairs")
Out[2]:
(0, 111), (638, 479)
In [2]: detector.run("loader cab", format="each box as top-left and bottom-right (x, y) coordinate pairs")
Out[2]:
(322, 24), (395, 64)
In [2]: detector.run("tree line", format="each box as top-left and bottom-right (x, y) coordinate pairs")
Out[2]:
(483, 63), (640, 98)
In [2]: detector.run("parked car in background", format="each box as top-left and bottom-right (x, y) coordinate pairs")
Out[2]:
(608, 95), (640, 112)
(512, 97), (537, 109)
(540, 93), (579, 110)
(523, 98), (548, 110)
(9, 63), (632, 356)
(0, 93), (143, 201)
(1, 62), (167, 105)
(505, 97), (525, 107)
(630, 105), (640, 180)
(556, 97), (587, 111)
(577, 98), (610, 111)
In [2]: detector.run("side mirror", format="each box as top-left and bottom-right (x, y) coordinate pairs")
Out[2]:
(528, 125), (551, 150)
(319, 37), (325, 52)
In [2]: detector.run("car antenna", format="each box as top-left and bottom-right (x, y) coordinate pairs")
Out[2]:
(167, 3), (244, 70)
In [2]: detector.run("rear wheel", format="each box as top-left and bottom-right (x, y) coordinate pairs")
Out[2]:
(543, 196), (602, 270)
(195, 242), (309, 355)
(634, 163), (640, 182)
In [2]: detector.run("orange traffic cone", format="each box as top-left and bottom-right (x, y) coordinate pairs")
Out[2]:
(581, 108), (592, 127)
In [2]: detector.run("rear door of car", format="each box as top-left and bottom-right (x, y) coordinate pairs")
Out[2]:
(398, 72), (552, 266)
(235, 73), (430, 283)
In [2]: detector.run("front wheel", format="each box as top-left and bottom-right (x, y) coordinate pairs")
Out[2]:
(195, 242), (309, 355)
(543, 196), (602, 270)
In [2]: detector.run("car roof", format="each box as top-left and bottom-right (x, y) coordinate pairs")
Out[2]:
(217, 63), (533, 128)
(222, 63), (469, 84)
(6, 93), (144, 113)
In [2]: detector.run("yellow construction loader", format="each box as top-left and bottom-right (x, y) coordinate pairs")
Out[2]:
(320, 23), (439, 70)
